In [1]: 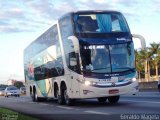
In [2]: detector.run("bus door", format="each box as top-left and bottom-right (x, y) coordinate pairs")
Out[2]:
(67, 47), (81, 98)
(70, 71), (80, 98)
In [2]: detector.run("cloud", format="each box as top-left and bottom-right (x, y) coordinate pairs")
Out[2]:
(0, 0), (53, 33)
(0, 0), (159, 33)
(112, 0), (138, 7)
(151, 0), (160, 14)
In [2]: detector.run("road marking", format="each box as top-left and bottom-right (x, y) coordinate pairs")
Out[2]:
(85, 110), (109, 115)
(56, 106), (73, 110)
(6, 97), (29, 102)
(121, 100), (160, 104)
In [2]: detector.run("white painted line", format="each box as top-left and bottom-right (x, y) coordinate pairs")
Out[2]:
(121, 100), (160, 104)
(56, 106), (74, 110)
(85, 110), (109, 115)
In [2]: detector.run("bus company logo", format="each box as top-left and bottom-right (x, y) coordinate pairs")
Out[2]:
(117, 38), (131, 42)
(117, 38), (126, 41)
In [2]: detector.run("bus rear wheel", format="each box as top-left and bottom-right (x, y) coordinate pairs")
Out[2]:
(97, 97), (107, 103)
(108, 96), (120, 104)
(33, 89), (41, 102)
(58, 89), (65, 105)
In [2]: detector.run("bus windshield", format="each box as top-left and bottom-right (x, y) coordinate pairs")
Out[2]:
(74, 13), (129, 33)
(80, 42), (135, 73)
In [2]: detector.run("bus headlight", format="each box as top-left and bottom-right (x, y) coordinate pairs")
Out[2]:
(132, 78), (137, 82)
(85, 81), (91, 86)
(84, 81), (97, 86)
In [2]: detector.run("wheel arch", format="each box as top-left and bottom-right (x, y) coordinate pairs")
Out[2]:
(60, 81), (67, 91)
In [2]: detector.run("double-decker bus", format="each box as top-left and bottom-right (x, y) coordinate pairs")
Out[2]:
(24, 10), (145, 105)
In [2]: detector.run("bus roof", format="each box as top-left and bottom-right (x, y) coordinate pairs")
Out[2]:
(59, 10), (122, 19)
(72, 10), (121, 14)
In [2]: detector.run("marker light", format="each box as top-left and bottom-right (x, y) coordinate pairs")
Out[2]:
(85, 81), (91, 86)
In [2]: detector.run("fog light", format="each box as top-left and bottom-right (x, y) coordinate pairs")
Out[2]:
(83, 90), (93, 94)
(85, 81), (91, 86)
(83, 90), (88, 94)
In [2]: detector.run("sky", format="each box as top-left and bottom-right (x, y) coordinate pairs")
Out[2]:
(0, 0), (160, 84)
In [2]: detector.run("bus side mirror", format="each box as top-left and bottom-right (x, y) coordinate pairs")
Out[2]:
(132, 34), (146, 50)
(70, 58), (77, 66)
(68, 36), (80, 53)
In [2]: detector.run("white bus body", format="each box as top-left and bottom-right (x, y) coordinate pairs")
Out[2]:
(24, 10), (145, 105)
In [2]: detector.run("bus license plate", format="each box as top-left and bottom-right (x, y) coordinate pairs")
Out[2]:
(109, 89), (119, 94)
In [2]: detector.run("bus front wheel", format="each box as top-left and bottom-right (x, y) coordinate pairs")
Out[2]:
(108, 96), (120, 104)
(64, 90), (75, 106)
(158, 85), (160, 92)
(97, 97), (107, 103)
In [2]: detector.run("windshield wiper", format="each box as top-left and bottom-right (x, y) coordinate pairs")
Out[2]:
(82, 67), (110, 73)
(91, 67), (110, 71)
(113, 67), (135, 72)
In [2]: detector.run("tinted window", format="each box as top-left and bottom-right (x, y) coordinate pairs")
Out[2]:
(74, 13), (129, 33)
(59, 15), (80, 73)
(25, 25), (59, 60)
(33, 25), (64, 81)
(80, 43), (135, 73)
(7, 87), (18, 90)
(59, 15), (73, 38)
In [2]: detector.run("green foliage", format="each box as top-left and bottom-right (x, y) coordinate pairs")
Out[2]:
(0, 108), (38, 120)
(0, 84), (8, 88)
(14, 81), (24, 89)
(136, 42), (160, 79)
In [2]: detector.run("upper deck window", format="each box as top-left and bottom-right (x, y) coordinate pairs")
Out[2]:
(74, 13), (129, 33)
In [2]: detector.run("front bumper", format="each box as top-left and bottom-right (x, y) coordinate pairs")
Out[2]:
(79, 81), (138, 99)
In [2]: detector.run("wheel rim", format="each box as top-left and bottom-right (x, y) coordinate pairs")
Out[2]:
(35, 93), (38, 101)
(64, 90), (69, 104)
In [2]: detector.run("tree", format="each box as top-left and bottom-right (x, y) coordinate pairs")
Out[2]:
(135, 50), (144, 81)
(0, 84), (8, 88)
(14, 81), (24, 89)
(138, 48), (151, 82)
(135, 42), (160, 82)
(149, 42), (160, 81)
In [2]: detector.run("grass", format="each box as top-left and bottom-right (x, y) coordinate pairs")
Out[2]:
(0, 108), (39, 120)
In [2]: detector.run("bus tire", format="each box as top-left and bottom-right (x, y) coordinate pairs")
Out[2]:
(108, 95), (120, 104)
(33, 88), (41, 102)
(64, 89), (75, 106)
(97, 97), (107, 103)
(58, 89), (65, 105)
(158, 85), (160, 92)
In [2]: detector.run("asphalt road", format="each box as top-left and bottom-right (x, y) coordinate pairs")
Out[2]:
(0, 92), (160, 120)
